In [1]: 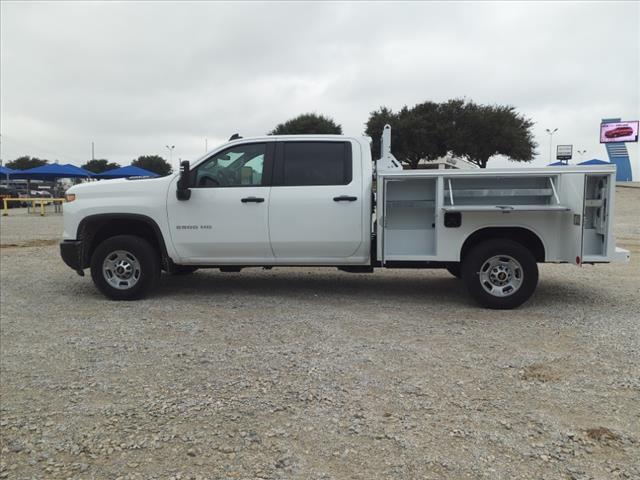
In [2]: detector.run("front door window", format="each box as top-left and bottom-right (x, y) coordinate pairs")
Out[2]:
(193, 143), (266, 188)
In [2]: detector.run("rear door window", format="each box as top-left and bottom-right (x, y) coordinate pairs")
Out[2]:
(280, 142), (352, 186)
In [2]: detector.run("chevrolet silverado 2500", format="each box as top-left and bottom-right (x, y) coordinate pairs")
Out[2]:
(60, 126), (630, 308)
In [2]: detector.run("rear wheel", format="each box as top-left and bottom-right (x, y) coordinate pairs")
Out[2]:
(462, 239), (538, 309)
(90, 235), (160, 300)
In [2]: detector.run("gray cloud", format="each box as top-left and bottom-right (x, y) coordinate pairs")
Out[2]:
(1, 1), (638, 173)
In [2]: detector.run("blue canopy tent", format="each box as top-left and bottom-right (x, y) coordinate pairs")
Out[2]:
(11, 163), (93, 180)
(9, 164), (93, 206)
(95, 165), (159, 179)
(547, 161), (568, 166)
(578, 159), (610, 166)
(0, 165), (17, 187)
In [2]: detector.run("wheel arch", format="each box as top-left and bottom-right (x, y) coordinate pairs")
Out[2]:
(460, 226), (546, 263)
(78, 213), (169, 269)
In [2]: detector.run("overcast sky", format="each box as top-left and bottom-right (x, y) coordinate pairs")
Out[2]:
(1, 1), (639, 174)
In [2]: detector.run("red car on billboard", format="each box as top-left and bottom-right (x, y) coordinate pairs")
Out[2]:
(605, 126), (634, 139)
(600, 121), (639, 143)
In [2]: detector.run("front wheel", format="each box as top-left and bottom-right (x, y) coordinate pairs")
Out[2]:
(90, 235), (160, 300)
(462, 239), (538, 309)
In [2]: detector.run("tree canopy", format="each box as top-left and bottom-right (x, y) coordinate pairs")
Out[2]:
(131, 155), (172, 176)
(270, 113), (342, 135)
(6, 156), (48, 170)
(81, 159), (120, 174)
(366, 99), (536, 168)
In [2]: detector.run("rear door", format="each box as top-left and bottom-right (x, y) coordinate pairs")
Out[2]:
(268, 140), (363, 261)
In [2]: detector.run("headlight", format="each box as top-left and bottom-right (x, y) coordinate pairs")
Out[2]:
(65, 194), (76, 202)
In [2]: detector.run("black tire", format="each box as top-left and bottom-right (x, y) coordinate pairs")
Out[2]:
(462, 238), (538, 309)
(445, 263), (462, 279)
(90, 235), (160, 300)
(169, 265), (199, 275)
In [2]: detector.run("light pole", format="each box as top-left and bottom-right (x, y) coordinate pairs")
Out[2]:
(205, 138), (208, 154)
(165, 145), (175, 170)
(0, 135), (7, 187)
(577, 149), (587, 162)
(545, 128), (558, 163)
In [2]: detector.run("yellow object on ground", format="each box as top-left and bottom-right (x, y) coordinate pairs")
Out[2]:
(1, 198), (66, 216)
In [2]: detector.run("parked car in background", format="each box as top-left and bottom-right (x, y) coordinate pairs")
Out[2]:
(16, 191), (32, 207)
(0, 186), (21, 208)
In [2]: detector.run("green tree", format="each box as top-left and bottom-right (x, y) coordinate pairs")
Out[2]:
(367, 104), (448, 169)
(401, 101), (449, 168)
(366, 99), (536, 169)
(270, 113), (342, 135)
(81, 159), (120, 174)
(6, 156), (48, 170)
(131, 155), (172, 176)
(445, 100), (536, 168)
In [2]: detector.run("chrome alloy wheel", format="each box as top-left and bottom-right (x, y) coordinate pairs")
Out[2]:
(102, 250), (141, 290)
(478, 255), (523, 297)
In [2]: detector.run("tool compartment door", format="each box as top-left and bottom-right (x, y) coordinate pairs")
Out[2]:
(557, 173), (585, 264)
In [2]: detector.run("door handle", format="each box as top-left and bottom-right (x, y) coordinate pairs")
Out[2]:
(333, 195), (358, 202)
(241, 197), (265, 203)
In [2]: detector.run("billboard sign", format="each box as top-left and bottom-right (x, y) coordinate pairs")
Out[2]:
(556, 145), (572, 161)
(600, 121), (639, 143)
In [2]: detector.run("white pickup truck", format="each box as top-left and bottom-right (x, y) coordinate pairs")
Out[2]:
(60, 126), (629, 308)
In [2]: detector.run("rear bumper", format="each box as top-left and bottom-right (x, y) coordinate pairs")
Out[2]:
(613, 247), (631, 263)
(60, 240), (85, 275)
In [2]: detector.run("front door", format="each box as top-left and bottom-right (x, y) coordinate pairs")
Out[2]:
(268, 140), (364, 261)
(166, 142), (275, 264)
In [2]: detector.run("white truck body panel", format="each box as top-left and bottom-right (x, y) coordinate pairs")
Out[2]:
(376, 165), (622, 265)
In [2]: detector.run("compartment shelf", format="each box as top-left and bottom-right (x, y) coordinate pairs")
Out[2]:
(387, 200), (435, 208)
(444, 188), (553, 198)
(442, 205), (570, 212)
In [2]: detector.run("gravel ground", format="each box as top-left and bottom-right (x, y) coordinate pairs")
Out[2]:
(1, 188), (639, 479)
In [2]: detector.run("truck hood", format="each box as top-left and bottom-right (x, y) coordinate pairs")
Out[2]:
(67, 175), (175, 197)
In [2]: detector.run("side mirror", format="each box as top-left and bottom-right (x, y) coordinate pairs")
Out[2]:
(176, 160), (191, 200)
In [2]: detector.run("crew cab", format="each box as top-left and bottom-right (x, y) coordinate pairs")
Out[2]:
(60, 126), (630, 309)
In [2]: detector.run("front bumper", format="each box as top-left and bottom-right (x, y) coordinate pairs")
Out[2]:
(60, 240), (85, 276)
